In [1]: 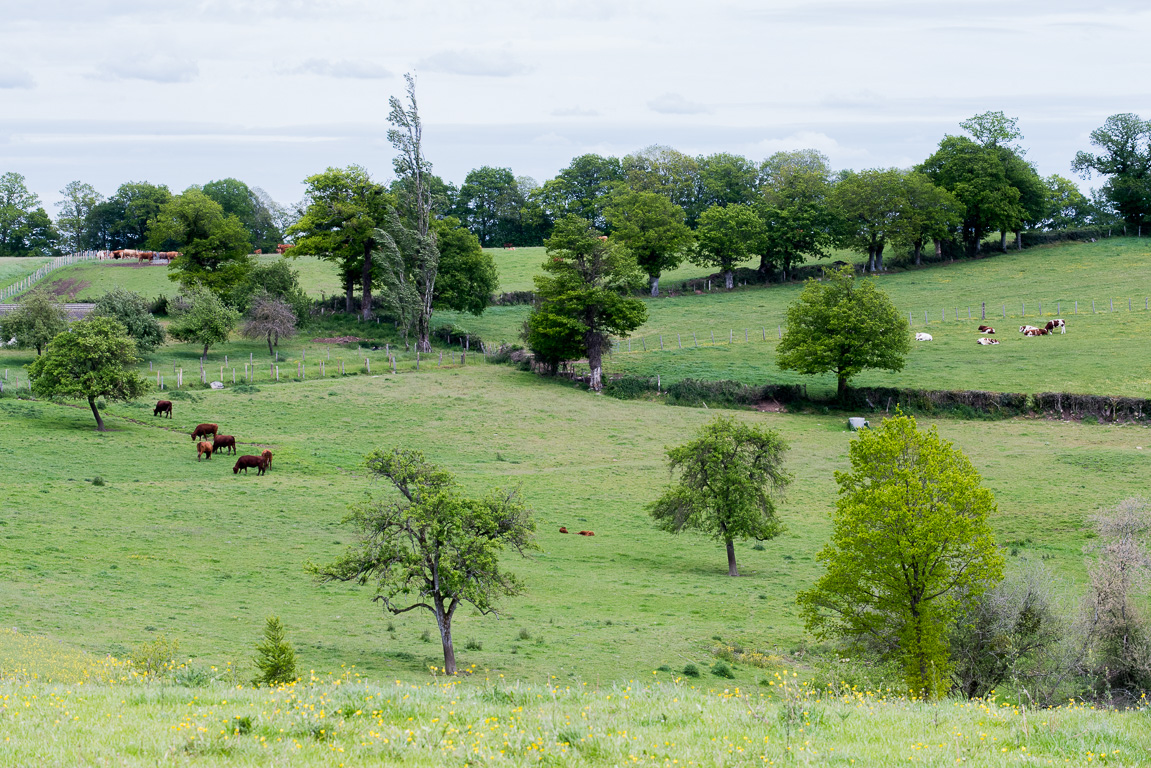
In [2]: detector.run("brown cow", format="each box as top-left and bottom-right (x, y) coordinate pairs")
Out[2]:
(213, 435), (237, 455)
(260, 449), (273, 468)
(559, 527), (569, 534)
(978, 325), (995, 334)
(1046, 318), (1066, 334)
(1023, 327), (1049, 336)
(192, 423), (218, 440)
(578, 530), (595, 536)
(154, 400), (173, 418)
(197, 441), (214, 461)
(233, 455), (267, 475)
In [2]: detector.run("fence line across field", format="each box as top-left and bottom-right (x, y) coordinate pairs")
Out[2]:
(0, 252), (105, 303)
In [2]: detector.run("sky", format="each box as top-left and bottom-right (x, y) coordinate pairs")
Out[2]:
(2, 0), (1149, 212)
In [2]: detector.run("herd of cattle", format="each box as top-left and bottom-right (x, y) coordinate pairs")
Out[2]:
(153, 400), (272, 475)
(914, 318), (1068, 345)
(100, 249), (181, 263)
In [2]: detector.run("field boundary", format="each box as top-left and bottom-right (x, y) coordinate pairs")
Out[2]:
(0, 252), (105, 302)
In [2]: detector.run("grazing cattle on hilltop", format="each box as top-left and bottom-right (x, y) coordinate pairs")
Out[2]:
(154, 400), (172, 418)
(915, 332), (933, 341)
(559, 527), (568, 533)
(275, 244), (294, 254)
(1046, 319), (1066, 334)
(197, 441), (214, 461)
(213, 435), (236, 455)
(260, 449), (273, 468)
(977, 338), (1000, 345)
(578, 530), (595, 536)
(978, 325), (995, 334)
(1023, 327), (1049, 336)
(191, 423), (218, 440)
(233, 455), (267, 475)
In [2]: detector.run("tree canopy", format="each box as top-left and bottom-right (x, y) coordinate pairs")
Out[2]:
(776, 266), (910, 399)
(150, 188), (254, 295)
(920, 136), (1022, 255)
(309, 447), (535, 675)
(692, 204), (764, 289)
(0, 172), (60, 258)
(432, 216), (498, 316)
(242, 293), (297, 356)
(91, 288), (166, 353)
(167, 285), (240, 357)
(649, 416), (791, 577)
(28, 316), (147, 431)
(1072, 113), (1151, 231)
(798, 412), (1004, 697)
(55, 181), (104, 253)
(604, 189), (694, 296)
(0, 290), (71, 355)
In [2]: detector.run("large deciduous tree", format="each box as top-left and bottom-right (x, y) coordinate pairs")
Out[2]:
(797, 412), (1004, 697)
(756, 149), (835, 281)
(309, 447), (535, 676)
(167, 285), (240, 357)
(621, 145), (701, 224)
(776, 266), (909, 400)
(525, 215), (647, 390)
(432, 216), (498, 316)
(150, 189), (254, 295)
(0, 290), (71, 355)
(85, 181), (172, 250)
(1072, 113), (1151, 234)
(28, 316), (147, 432)
(534, 154), (623, 230)
(831, 168), (904, 272)
(692, 204), (764, 290)
(201, 177), (282, 253)
(455, 166), (523, 246)
(0, 172), (60, 257)
(889, 172), (964, 266)
(1040, 174), (1091, 230)
(55, 181), (104, 252)
(604, 189), (694, 296)
(91, 288), (165, 353)
(649, 416), (791, 577)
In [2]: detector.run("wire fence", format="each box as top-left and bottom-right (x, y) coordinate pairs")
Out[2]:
(0, 252), (104, 302)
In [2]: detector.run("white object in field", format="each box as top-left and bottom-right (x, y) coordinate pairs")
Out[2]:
(210, 381), (224, 390)
(848, 417), (870, 431)
(915, 332), (932, 341)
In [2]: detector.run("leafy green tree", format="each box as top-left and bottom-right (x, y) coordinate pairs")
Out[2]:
(889, 172), (964, 265)
(55, 181), (104, 252)
(150, 189), (253, 295)
(252, 616), (298, 686)
(797, 412), (1004, 697)
(167, 285), (240, 357)
(997, 148), (1047, 248)
(83, 181), (172, 250)
(831, 168), (904, 272)
(696, 152), (760, 210)
(288, 165), (394, 319)
(1072, 113), (1151, 233)
(2, 290), (71, 356)
(534, 154), (623, 230)
(776, 266), (910, 400)
(229, 258), (310, 318)
(91, 288), (165, 353)
(920, 136), (1022, 255)
(432, 216), (498, 315)
(201, 177), (282, 252)
(960, 110), (1024, 152)
(309, 447), (536, 675)
(604, 189), (694, 296)
(455, 166), (524, 246)
(0, 173), (60, 257)
(1040, 175), (1091, 230)
(520, 303), (585, 375)
(648, 416), (791, 577)
(527, 215), (647, 390)
(756, 150), (835, 281)
(621, 145), (701, 224)
(692, 204), (765, 289)
(28, 316), (147, 431)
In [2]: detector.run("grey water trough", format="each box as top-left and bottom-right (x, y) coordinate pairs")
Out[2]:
(847, 417), (870, 431)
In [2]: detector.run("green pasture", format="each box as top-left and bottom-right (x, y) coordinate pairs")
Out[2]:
(0, 256), (51, 290)
(1, 361), (1147, 685)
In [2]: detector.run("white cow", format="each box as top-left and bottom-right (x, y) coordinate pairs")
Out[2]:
(915, 332), (933, 341)
(977, 338), (1000, 345)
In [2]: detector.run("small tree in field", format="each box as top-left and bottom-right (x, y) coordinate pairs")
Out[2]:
(1, 290), (70, 355)
(648, 416), (791, 577)
(242, 293), (297, 356)
(168, 285), (240, 357)
(309, 448), (535, 675)
(28, 316), (147, 431)
(92, 288), (165, 353)
(798, 412), (1003, 697)
(776, 265), (909, 400)
(252, 616), (298, 686)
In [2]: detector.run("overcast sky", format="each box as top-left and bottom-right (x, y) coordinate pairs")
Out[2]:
(2, 0), (1148, 211)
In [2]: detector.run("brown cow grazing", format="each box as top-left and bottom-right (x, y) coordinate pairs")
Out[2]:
(233, 455), (267, 475)
(978, 325), (995, 334)
(559, 527), (569, 533)
(197, 441), (214, 461)
(154, 400), (173, 418)
(260, 449), (273, 468)
(1046, 318), (1066, 334)
(191, 423), (218, 440)
(578, 530), (595, 536)
(213, 435), (237, 455)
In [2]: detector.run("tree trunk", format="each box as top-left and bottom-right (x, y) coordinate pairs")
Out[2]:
(361, 242), (373, 322)
(999, 230), (1008, 252)
(875, 242), (885, 272)
(344, 276), (354, 314)
(934, 239), (942, 260)
(266, 331), (273, 356)
(837, 370), (848, 401)
(587, 335), (603, 391)
(1016, 231), (1022, 250)
(913, 240), (923, 266)
(723, 269), (733, 290)
(650, 275), (660, 297)
(725, 537), (739, 577)
(435, 603), (457, 676)
(202, 342), (210, 358)
(88, 395), (105, 432)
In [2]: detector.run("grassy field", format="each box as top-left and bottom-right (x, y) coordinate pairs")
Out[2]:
(0, 256), (52, 290)
(1, 359), (1148, 686)
(0, 669), (1146, 766)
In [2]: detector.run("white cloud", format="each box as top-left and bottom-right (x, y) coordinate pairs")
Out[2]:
(647, 93), (709, 115)
(96, 55), (199, 83)
(0, 67), (34, 89)
(552, 106), (599, 117)
(416, 50), (532, 77)
(289, 58), (393, 79)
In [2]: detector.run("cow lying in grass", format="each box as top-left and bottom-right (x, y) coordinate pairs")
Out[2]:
(977, 338), (1000, 345)
(233, 455), (267, 475)
(197, 441), (213, 461)
(978, 325), (995, 334)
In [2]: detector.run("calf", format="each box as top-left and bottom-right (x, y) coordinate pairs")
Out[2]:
(233, 455), (267, 475)
(915, 332), (933, 341)
(1046, 318), (1066, 334)
(191, 423), (218, 440)
(978, 325), (995, 334)
(1019, 325), (1039, 334)
(559, 527), (569, 534)
(977, 338), (1000, 345)
(154, 400), (173, 418)
(260, 449), (273, 468)
(578, 530), (595, 536)
(197, 441), (213, 461)
(213, 435), (237, 455)
(1023, 327), (1049, 336)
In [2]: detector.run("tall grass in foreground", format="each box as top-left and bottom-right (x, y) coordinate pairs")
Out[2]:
(0, 668), (1147, 766)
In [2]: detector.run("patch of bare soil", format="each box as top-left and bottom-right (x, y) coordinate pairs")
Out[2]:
(754, 400), (787, 413)
(46, 278), (91, 299)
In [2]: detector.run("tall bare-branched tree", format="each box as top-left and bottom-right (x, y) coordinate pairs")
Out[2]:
(242, 293), (297, 356)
